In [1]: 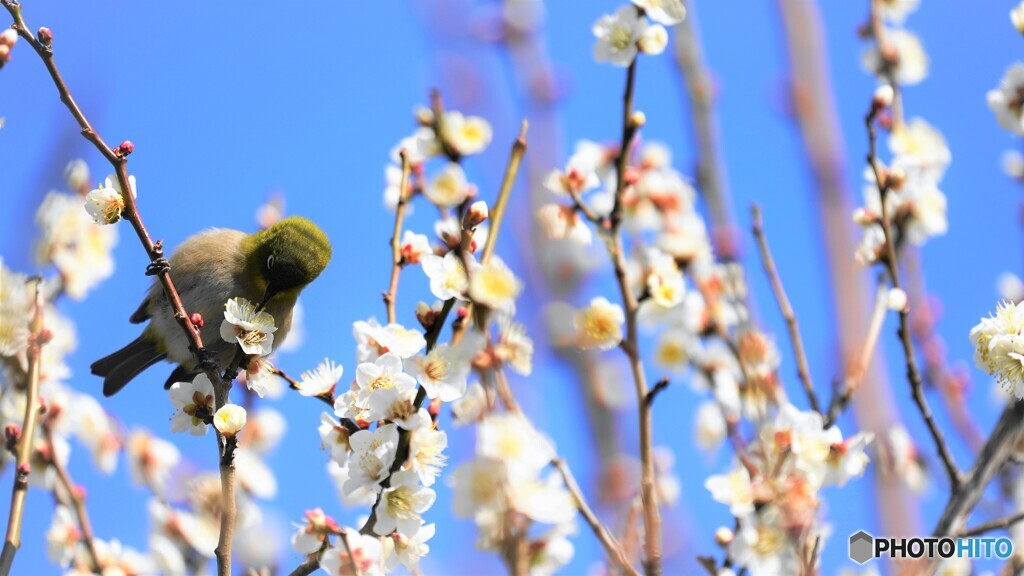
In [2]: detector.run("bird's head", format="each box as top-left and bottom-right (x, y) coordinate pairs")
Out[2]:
(243, 216), (332, 304)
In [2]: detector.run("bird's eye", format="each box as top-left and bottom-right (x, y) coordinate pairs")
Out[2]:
(266, 254), (275, 270)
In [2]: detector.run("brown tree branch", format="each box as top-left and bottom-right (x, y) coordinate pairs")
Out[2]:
(751, 204), (820, 413)
(960, 510), (1024, 538)
(552, 458), (640, 576)
(866, 103), (961, 492)
(0, 278), (44, 575)
(384, 151), (412, 324)
(0, 4), (239, 572)
(42, 423), (100, 573)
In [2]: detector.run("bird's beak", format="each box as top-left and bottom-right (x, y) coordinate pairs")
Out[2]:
(256, 283), (276, 312)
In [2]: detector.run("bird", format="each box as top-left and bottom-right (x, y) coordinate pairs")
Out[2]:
(92, 216), (332, 397)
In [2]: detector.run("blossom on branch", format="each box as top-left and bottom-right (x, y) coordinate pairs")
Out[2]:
(220, 297), (277, 356)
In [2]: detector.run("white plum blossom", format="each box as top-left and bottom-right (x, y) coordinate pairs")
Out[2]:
(573, 297), (625, 350)
(440, 111), (493, 156)
(880, 0), (919, 23)
(468, 256), (522, 310)
(319, 412), (352, 464)
(83, 185), (126, 225)
(382, 522), (435, 572)
(168, 374), (216, 436)
(593, 6), (648, 67)
(452, 456), (510, 517)
(409, 425), (448, 487)
(290, 508), (339, 555)
(422, 252), (471, 301)
(368, 322), (427, 359)
(544, 152), (601, 197)
(35, 191), (117, 300)
(536, 204), (593, 245)
(400, 230), (432, 265)
(705, 465), (754, 517)
(863, 28), (928, 85)
(355, 352), (418, 410)
(407, 343), (471, 402)
(451, 381), (487, 426)
(632, 0), (686, 25)
(296, 358), (343, 397)
(126, 430), (180, 495)
(988, 63), (1024, 135)
(971, 300), (1024, 398)
(213, 404), (247, 437)
(425, 162), (474, 207)
(695, 401), (727, 451)
(45, 506), (80, 568)
(220, 297), (277, 356)
(319, 530), (384, 576)
(373, 469), (436, 537)
(478, 413), (556, 479)
(344, 424), (400, 495)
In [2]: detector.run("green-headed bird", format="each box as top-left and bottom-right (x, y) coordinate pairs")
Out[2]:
(92, 216), (332, 396)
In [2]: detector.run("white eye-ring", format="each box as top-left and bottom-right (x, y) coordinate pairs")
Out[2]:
(266, 254), (275, 270)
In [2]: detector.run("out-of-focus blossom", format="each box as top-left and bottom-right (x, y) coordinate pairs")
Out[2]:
(536, 204), (593, 245)
(573, 297), (625, 351)
(451, 381), (487, 426)
(632, 0), (686, 25)
(469, 256), (522, 310)
(425, 163), (474, 207)
(422, 252), (472, 301)
(880, 0), (919, 23)
(320, 530), (384, 576)
(400, 230), (432, 265)
(593, 6), (647, 67)
(126, 430), (180, 495)
(35, 192), (117, 300)
(862, 28), (928, 85)
(440, 111), (492, 157)
(989, 63), (1024, 135)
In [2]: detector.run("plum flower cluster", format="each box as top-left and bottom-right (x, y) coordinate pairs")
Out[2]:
(854, 2), (949, 265)
(970, 300), (1024, 399)
(592, 0), (685, 66)
(704, 405), (873, 575)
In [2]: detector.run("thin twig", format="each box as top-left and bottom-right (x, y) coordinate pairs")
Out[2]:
(750, 204), (820, 413)
(825, 280), (888, 427)
(0, 278), (44, 575)
(644, 377), (670, 408)
(0, 4), (240, 571)
(42, 423), (100, 573)
(384, 151), (412, 324)
(960, 510), (1024, 538)
(605, 49), (661, 576)
(866, 102), (961, 492)
(551, 458), (639, 576)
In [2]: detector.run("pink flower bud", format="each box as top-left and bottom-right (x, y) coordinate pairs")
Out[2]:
(463, 200), (489, 229)
(5, 424), (21, 450)
(0, 29), (17, 46)
(16, 463), (30, 476)
(117, 140), (135, 156)
(36, 27), (52, 46)
(190, 313), (205, 329)
(873, 84), (894, 109)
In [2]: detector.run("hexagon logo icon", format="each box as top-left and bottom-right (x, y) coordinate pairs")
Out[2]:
(849, 531), (874, 564)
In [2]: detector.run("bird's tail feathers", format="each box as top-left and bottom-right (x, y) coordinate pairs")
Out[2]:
(91, 335), (166, 397)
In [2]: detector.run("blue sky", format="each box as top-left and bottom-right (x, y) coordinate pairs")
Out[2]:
(0, 1), (1022, 574)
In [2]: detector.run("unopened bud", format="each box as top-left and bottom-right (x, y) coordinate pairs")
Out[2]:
(36, 329), (53, 345)
(714, 527), (734, 546)
(213, 404), (247, 437)
(415, 302), (438, 330)
(415, 106), (434, 127)
(852, 207), (876, 226)
(117, 140), (134, 156)
(873, 84), (894, 109)
(190, 313), (205, 329)
(877, 110), (893, 131)
(0, 44), (10, 62)
(36, 27), (52, 47)
(428, 397), (442, 418)
(629, 110), (646, 129)
(887, 287), (908, 312)
(463, 200), (489, 229)
(886, 167), (906, 191)
(74, 485), (87, 500)
(16, 462), (30, 476)
(5, 424), (20, 452)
